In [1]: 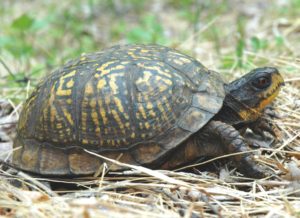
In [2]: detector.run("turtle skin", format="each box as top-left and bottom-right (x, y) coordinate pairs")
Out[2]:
(13, 44), (225, 175)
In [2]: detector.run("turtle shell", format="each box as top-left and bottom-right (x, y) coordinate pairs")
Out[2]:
(13, 44), (225, 175)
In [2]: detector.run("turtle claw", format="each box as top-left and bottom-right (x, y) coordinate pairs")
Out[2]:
(249, 117), (281, 142)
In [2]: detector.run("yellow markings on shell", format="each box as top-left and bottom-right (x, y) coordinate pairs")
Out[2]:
(82, 139), (89, 144)
(172, 57), (192, 65)
(163, 95), (175, 121)
(146, 102), (153, 109)
(131, 132), (135, 138)
(179, 57), (192, 63)
(136, 111), (141, 120)
(114, 97), (129, 120)
(156, 99), (169, 122)
(149, 110), (156, 117)
(128, 51), (139, 59)
(96, 61), (115, 76)
(81, 111), (87, 132)
(80, 56), (87, 61)
(137, 63), (172, 79)
(120, 61), (129, 65)
(136, 94), (143, 103)
(62, 70), (76, 79)
(50, 106), (57, 128)
(99, 104), (108, 125)
(95, 78), (108, 124)
(90, 99), (101, 134)
(167, 50), (193, 65)
(85, 82), (94, 95)
(96, 61), (125, 77)
(111, 109), (125, 134)
(90, 99), (96, 109)
(162, 96), (172, 114)
(173, 59), (185, 65)
(160, 77), (172, 86)
(104, 128), (108, 134)
(143, 94), (149, 103)
(106, 139), (112, 145)
(97, 78), (107, 89)
(42, 107), (48, 133)
(108, 73), (119, 94)
(114, 97), (124, 113)
(82, 83), (96, 133)
(155, 75), (172, 92)
(56, 71), (76, 96)
(56, 85), (72, 96)
(136, 71), (152, 85)
(158, 83), (169, 93)
(146, 102), (156, 117)
(49, 85), (57, 128)
(95, 127), (101, 134)
(95, 62), (125, 78)
(144, 122), (150, 129)
(56, 123), (62, 129)
(138, 105), (147, 120)
(62, 108), (74, 125)
(157, 100), (165, 114)
(111, 64), (125, 71)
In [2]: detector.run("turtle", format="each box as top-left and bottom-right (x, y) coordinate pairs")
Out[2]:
(12, 44), (284, 178)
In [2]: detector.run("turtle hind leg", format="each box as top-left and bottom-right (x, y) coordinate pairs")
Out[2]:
(205, 120), (268, 178)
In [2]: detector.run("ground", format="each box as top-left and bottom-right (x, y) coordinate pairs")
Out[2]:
(0, 0), (300, 217)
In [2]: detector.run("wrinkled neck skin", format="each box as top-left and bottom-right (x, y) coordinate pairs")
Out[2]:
(214, 88), (261, 128)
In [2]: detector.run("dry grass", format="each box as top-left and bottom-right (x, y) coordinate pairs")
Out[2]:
(1, 1), (300, 217)
(0, 65), (299, 218)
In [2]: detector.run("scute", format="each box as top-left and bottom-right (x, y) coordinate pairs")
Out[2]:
(13, 44), (226, 175)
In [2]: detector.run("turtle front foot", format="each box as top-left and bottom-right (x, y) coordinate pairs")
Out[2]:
(248, 115), (282, 142)
(207, 121), (271, 178)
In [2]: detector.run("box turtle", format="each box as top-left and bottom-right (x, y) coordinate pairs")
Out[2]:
(13, 44), (284, 178)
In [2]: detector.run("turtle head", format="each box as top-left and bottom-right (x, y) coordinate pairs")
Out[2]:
(225, 67), (284, 122)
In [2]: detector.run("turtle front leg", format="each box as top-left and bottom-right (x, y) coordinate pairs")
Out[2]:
(202, 120), (267, 178)
(161, 121), (268, 178)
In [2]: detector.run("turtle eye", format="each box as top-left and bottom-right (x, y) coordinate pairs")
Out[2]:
(252, 76), (270, 89)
